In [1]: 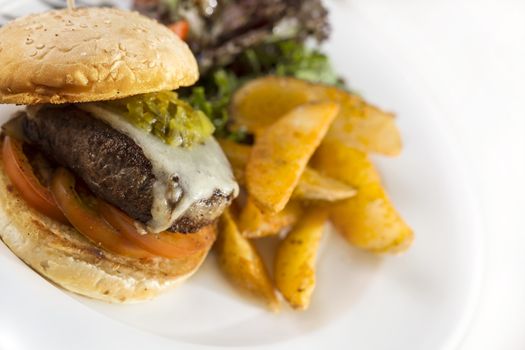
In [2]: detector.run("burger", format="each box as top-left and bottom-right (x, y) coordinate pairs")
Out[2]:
(0, 7), (238, 302)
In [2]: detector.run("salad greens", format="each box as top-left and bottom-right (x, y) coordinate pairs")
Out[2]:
(184, 39), (344, 140)
(134, 0), (340, 142)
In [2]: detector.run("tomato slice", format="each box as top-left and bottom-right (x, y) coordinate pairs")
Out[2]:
(168, 20), (189, 41)
(50, 168), (153, 259)
(98, 201), (215, 259)
(2, 136), (68, 223)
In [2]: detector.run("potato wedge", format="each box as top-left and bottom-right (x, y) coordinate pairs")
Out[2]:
(218, 138), (251, 186)
(246, 102), (339, 213)
(323, 88), (402, 157)
(312, 140), (413, 253)
(230, 76), (318, 132)
(230, 76), (402, 156)
(219, 138), (355, 202)
(216, 210), (279, 311)
(292, 167), (356, 202)
(274, 208), (327, 310)
(239, 197), (302, 238)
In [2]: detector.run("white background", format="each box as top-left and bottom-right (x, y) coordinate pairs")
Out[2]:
(353, 0), (525, 348)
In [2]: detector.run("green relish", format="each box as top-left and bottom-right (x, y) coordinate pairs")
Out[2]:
(103, 91), (215, 147)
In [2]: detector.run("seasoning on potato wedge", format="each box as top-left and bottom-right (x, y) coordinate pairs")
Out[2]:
(292, 167), (356, 202)
(312, 140), (413, 253)
(246, 102), (340, 213)
(230, 76), (319, 132)
(219, 138), (356, 202)
(238, 197), (302, 239)
(216, 210), (279, 311)
(274, 208), (328, 310)
(230, 76), (402, 156)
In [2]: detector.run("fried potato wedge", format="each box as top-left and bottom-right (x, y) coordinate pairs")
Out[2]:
(218, 138), (251, 186)
(219, 138), (355, 202)
(325, 92), (402, 157)
(274, 208), (327, 310)
(230, 76), (402, 156)
(216, 210), (279, 311)
(246, 102), (339, 213)
(231, 76), (318, 132)
(238, 197), (302, 238)
(312, 140), (413, 253)
(292, 167), (356, 202)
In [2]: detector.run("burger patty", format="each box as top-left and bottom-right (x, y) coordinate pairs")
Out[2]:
(20, 106), (232, 233)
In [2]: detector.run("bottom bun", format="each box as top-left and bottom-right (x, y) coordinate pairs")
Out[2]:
(0, 159), (216, 303)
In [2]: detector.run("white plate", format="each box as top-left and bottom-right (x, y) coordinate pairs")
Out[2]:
(0, 1), (483, 349)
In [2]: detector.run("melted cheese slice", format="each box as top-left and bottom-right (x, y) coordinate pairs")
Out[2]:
(79, 104), (239, 233)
